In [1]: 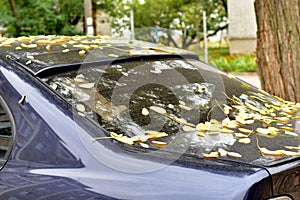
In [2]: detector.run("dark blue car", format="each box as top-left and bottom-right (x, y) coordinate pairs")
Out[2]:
(0, 35), (299, 200)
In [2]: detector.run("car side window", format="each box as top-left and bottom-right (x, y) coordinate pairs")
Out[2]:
(0, 96), (13, 169)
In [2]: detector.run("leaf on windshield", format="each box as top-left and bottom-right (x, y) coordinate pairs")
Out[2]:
(151, 140), (167, 147)
(218, 148), (228, 156)
(256, 127), (279, 135)
(203, 152), (219, 158)
(259, 147), (284, 156)
(284, 146), (300, 150)
(227, 152), (242, 158)
(139, 142), (150, 148)
(145, 131), (168, 139)
(79, 83), (95, 89)
(110, 132), (134, 145)
(220, 128), (235, 133)
(182, 126), (197, 132)
(223, 104), (232, 115)
(79, 50), (86, 56)
(238, 128), (253, 134)
(197, 132), (206, 137)
(149, 106), (167, 114)
(150, 69), (162, 74)
(235, 133), (249, 138)
(222, 118), (239, 129)
(62, 49), (70, 53)
(284, 131), (298, 136)
(238, 138), (251, 144)
(142, 108), (149, 116)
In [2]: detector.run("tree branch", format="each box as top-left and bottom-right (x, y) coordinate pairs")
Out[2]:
(199, 24), (228, 41)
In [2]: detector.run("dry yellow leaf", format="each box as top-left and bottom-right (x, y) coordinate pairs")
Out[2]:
(283, 150), (299, 156)
(218, 148), (228, 156)
(220, 128), (234, 133)
(110, 132), (134, 145)
(224, 104), (232, 115)
(78, 83), (95, 89)
(151, 141), (167, 147)
(51, 83), (58, 90)
(182, 126), (196, 132)
(198, 86), (205, 93)
(79, 50), (86, 56)
(274, 116), (290, 123)
(227, 152), (242, 158)
(62, 49), (70, 53)
(196, 123), (210, 131)
(150, 69), (162, 74)
(238, 138), (251, 144)
(235, 133), (248, 138)
(145, 131), (168, 139)
(222, 118), (239, 129)
(238, 128), (253, 134)
(203, 152), (219, 158)
(210, 119), (221, 124)
(179, 104), (192, 111)
(284, 131), (298, 137)
(115, 136), (134, 145)
(149, 106), (167, 114)
(139, 143), (150, 148)
(281, 126), (294, 131)
(142, 108), (149, 116)
(284, 146), (300, 150)
(259, 147), (284, 156)
(197, 132), (206, 137)
(76, 104), (85, 112)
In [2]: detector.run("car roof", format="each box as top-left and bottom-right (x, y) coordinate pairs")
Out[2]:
(0, 35), (198, 76)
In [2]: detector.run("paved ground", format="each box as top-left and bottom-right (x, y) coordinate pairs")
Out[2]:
(232, 72), (261, 89)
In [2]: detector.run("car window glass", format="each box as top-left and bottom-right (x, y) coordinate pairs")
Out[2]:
(44, 58), (300, 166)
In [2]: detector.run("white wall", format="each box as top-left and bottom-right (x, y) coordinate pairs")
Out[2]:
(228, 0), (257, 54)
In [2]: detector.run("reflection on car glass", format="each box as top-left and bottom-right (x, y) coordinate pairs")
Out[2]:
(44, 59), (300, 165)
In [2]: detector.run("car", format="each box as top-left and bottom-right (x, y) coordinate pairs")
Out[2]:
(0, 35), (299, 200)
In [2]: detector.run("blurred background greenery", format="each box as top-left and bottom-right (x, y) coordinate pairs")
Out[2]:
(0, 0), (256, 72)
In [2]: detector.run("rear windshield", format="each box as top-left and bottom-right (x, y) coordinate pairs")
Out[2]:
(43, 58), (300, 166)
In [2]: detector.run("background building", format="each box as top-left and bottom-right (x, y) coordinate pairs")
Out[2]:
(228, 0), (257, 54)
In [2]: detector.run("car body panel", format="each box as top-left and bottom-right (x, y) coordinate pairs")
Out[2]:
(0, 36), (299, 199)
(0, 55), (272, 200)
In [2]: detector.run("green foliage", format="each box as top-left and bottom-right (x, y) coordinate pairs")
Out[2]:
(96, 0), (227, 49)
(212, 53), (257, 72)
(0, 0), (83, 36)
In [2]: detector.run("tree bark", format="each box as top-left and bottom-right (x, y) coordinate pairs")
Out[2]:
(255, 0), (300, 102)
(8, 0), (20, 36)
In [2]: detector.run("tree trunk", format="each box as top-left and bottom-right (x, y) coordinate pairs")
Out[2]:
(254, 0), (300, 102)
(8, 0), (20, 36)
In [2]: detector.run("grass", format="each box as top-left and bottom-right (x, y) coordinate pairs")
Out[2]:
(188, 41), (257, 72)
